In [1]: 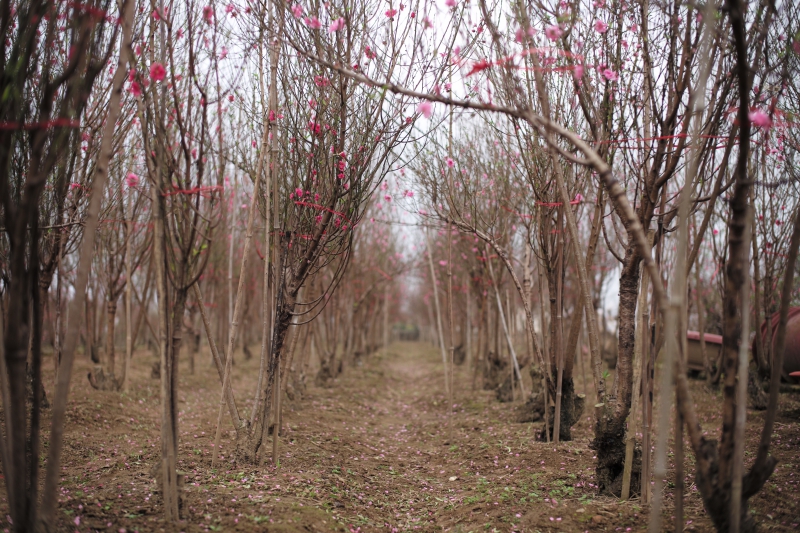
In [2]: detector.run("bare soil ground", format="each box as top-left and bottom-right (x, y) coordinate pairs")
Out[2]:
(1, 341), (798, 532)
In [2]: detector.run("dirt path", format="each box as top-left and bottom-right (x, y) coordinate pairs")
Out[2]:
(205, 340), (617, 533)
(5, 341), (800, 532)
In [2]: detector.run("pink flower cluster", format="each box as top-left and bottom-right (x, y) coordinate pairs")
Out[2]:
(329, 17), (345, 33)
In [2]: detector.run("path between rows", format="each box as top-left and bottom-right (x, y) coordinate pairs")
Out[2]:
(38, 340), (792, 532)
(174, 341), (645, 532)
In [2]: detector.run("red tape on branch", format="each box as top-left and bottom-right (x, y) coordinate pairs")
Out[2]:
(465, 47), (585, 76)
(294, 200), (352, 225)
(0, 118), (80, 131)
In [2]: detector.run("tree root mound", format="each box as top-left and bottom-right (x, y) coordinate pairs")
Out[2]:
(591, 407), (639, 497)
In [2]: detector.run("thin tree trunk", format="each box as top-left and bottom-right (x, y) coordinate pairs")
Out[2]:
(0, 307), (14, 520)
(750, 204), (767, 377)
(447, 225), (455, 407)
(650, 13), (715, 524)
(106, 300), (117, 378)
(622, 262), (649, 500)
(131, 255), (154, 352)
(553, 207), (565, 443)
(152, 185), (179, 523)
(466, 274), (472, 370)
(37, 0), (136, 527)
(383, 283), (390, 352)
(251, 221), (273, 427)
(563, 189), (605, 396)
(487, 250), (525, 396)
(695, 263), (712, 383)
(425, 227), (449, 397)
(122, 181), (133, 392)
(212, 132), (267, 465)
(272, 358), (281, 462)
(730, 212), (752, 533)
(193, 284), (241, 428)
(227, 172), (238, 361)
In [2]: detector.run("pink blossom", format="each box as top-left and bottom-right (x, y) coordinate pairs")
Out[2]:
(291, 4), (303, 17)
(203, 5), (214, 24)
(219, 47), (228, 59)
(713, 229), (719, 235)
(439, 260), (448, 266)
(573, 64), (584, 80)
(385, 8), (397, 17)
(149, 62), (166, 82)
(70, 182), (81, 190)
(384, 195), (392, 202)
(446, 158), (454, 167)
(225, 3), (234, 13)
(417, 101), (433, 118)
(126, 172), (140, 187)
(405, 190), (414, 198)
(295, 187), (303, 198)
(129, 81), (142, 96)
(328, 17), (345, 33)
(749, 110), (772, 129)
(594, 20), (609, 33)
(445, 0), (457, 6)
(602, 68), (618, 81)
(545, 25), (562, 41)
(305, 16), (321, 29)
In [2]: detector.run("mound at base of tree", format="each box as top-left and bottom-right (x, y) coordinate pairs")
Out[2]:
(87, 366), (121, 391)
(591, 405), (637, 497)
